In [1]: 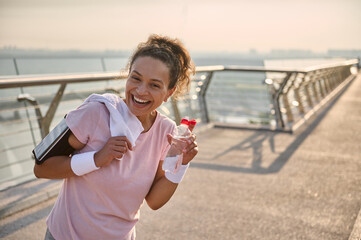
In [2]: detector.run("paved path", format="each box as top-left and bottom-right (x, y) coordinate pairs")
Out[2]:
(1, 73), (361, 239)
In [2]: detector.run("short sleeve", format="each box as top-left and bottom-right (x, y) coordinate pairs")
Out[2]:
(65, 102), (103, 144)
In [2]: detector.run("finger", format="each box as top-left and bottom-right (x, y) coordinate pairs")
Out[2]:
(114, 136), (133, 150)
(183, 141), (198, 153)
(183, 147), (198, 159)
(111, 150), (124, 159)
(113, 140), (128, 147)
(187, 146), (198, 154)
(113, 145), (128, 154)
(186, 135), (196, 145)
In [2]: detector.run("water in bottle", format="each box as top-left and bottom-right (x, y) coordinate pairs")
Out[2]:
(163, 119), (195, 173)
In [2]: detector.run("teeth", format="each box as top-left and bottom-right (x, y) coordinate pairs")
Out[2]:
(134, 96), (149, 104)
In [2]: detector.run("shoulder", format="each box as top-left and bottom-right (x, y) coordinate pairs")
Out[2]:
(65, 102), (108, 144)
(68, 101), (108, 118)
(155, 112), (176, 131)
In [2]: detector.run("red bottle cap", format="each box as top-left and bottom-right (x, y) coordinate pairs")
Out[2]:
(181, 119), (189, 125)
(189, 119), (197, 126)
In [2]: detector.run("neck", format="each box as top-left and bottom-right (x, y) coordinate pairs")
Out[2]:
(138, 111), (157, 133)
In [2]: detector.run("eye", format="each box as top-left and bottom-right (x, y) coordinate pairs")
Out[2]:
(151, 83), (161, 89)
(131, 76), (141, 81)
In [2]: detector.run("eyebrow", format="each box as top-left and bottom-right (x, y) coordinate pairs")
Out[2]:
(131, 70), (164, 84)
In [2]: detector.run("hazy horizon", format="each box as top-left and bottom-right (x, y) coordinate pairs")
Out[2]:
(1, 0), (361, 53)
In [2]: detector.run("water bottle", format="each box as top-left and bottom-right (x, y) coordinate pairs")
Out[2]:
(163, 119), (196, 173)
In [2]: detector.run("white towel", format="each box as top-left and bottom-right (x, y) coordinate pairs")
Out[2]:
(84, 93), (144, 148)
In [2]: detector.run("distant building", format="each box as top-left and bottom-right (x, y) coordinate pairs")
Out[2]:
(269, 49), (319, 58)
(327, 49), (361, 59)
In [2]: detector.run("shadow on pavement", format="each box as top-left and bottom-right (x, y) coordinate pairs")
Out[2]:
(0, 205), (52, 238)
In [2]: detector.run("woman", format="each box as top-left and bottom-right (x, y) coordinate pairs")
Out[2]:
(34, 34), (198, 240)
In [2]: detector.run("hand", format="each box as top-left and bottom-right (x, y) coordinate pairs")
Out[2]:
(182, 134), (198, 165)
(166, 133), (198, 165)
(94, 136), (132, 167)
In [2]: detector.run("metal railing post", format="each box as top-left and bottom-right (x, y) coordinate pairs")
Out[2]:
(41, 83), (67, 137)
(311, 74), (323, 102)
(273, 72), (292, 129)
(294, 87), (304, 114)
(17, 83), (67, 138)
(170, 97), (181, 125)
(301, 74), (313, 109)
(198, 71), (214, 124)
(323, 70), (332, 94)
(282, 92), (293, 123)
(282, 73), (298, 124)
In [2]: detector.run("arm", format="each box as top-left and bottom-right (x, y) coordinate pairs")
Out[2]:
(145, 161), (178, 210)
(145, 135), (198, 210)
(34, 132), (133, 179)
(33, 132), (85, 179)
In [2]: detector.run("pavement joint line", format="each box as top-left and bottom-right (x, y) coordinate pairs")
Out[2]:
(349, 206), (361, 240)
(0, 184), (61, 219)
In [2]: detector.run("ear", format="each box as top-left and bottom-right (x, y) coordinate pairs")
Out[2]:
(164, 87), (176, 102)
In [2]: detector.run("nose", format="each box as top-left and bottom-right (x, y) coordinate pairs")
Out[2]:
(136, 82), (148, 95)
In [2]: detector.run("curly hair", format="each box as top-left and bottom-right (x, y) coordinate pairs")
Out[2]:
(127, 34), (195, 98)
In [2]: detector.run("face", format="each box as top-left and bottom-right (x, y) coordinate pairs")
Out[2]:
(125, 56), (174, 121)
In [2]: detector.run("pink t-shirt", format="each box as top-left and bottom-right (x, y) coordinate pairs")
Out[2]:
(46, 101), (175, 240)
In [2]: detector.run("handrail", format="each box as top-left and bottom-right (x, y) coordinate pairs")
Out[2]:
(0, 72), (127, 89)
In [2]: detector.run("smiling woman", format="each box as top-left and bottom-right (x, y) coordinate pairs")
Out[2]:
(33, 34), (198, 240)
(126, 57), (174, 130)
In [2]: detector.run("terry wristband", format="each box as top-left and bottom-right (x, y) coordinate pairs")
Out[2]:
(71, 151), (99, 176)
(165, 163), (190, 184)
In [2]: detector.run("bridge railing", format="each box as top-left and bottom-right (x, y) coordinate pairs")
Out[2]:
(0, 58), (359, 189)
(195, 59), (359, 130)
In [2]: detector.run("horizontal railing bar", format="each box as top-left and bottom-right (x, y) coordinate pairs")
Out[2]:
(0, 56), (129, 59)
(196, 65), (301, 73)
(0, 71), (127, 89)
(224, 66), (303, 74)
(304, 59), (359, 72)
(196, 59), (358, 74)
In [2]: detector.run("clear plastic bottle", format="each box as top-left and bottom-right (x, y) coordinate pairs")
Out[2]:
(163, 119), (192, 173)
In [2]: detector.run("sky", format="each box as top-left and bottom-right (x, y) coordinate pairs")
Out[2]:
(0, 0), (360, 53)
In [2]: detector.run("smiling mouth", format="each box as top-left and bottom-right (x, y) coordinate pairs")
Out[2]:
(133, 95), (151, 105)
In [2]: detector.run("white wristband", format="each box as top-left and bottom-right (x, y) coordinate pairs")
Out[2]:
(71, 151), (99, 176)
(165, 163), (190, 183)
